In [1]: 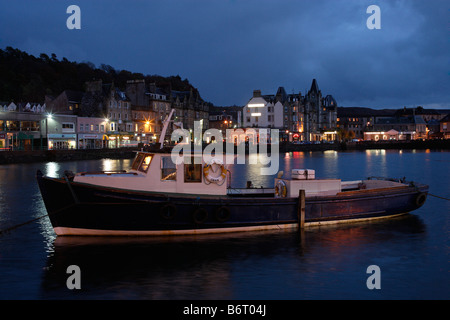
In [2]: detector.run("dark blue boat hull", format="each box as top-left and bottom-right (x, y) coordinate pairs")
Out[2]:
(36, 171), (429, 236)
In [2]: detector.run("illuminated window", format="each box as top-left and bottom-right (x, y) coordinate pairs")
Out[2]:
(139, 155), (153, 173)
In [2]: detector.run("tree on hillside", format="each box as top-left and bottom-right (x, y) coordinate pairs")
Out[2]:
(0, 47), (202, 103)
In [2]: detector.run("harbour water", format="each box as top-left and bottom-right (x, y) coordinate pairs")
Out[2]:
(0, 149), (448, 300)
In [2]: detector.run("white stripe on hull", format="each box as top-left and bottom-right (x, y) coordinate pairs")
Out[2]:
(54, 224), (299, 236)
(53, 213), (407, 236)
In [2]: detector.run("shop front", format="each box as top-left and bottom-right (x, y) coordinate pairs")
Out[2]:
(78, 133), (107, 149)
(0, 133), (7, 150)
(106, 133), (136, 148)
(48, 133), (77, 150)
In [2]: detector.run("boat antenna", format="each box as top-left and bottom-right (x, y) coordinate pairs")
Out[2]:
(159, 109), (175, 149)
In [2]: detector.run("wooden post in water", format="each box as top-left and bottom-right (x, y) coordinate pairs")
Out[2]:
(298, 189), (305, 230)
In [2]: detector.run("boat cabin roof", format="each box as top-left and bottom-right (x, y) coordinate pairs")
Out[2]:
(74, 151), (229, 196)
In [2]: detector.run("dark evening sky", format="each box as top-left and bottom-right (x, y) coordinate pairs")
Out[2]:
(1, 0), (448, 108)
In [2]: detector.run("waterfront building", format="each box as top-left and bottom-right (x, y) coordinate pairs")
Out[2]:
(126, 79), (156, 145)
(77, 117), (108, 149)
(147, 82), (172, 142)
(83, 80), (135, 147)
(45, 114), (78, 149)
(45, 90), (84, 115)
(171, 88), (210, 132)
(336, 107), (385, 140)
(209, 106), (241, 131)
(364, 115), (427, 141)
(127, 80), (178, 143)
(394, 106), (447, 123)
(0, 107), (43, 150)
(440, 114), (450, 139)
(243, 79), (337, 142)
(338, 106), (449, 141)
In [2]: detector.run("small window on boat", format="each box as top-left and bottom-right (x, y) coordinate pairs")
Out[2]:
(131, 153), (145, 170)
(184, 157), (202, 183)
(138, 155), (153, 173)
(161, 156), (176, 181)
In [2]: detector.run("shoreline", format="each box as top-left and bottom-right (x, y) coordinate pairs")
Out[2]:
(282, 139), (450, 152)
(0, 140), (449, 165)
(0, 147), (136, 165)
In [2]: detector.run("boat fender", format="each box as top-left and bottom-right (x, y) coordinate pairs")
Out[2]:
(415, 193), (427, 207)
(215, 206), (231, 222)
(275, 180), (287, 198)
(192, 207), (208, 224)
(159, 203), (177, 220)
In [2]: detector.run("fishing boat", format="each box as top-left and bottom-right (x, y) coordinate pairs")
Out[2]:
(36, 111), (428, 236)
(36, 150), (428, 236)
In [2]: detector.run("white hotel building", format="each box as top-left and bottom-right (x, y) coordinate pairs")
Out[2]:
(243, 90), (284, 129)
(239, 80), (338, 143)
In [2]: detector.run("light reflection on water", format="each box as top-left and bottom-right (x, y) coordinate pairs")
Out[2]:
(0, 150), (448, 299)
(44, 162), (60, 178)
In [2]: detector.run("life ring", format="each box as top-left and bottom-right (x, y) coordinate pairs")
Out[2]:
(415, 193), (427, 207)
(159, 203), (177, 220)
(203, 159), (227, 185)
(275, 180), (287, 198)
(215, 206), (231, 222)
(192, 207), (208, 224)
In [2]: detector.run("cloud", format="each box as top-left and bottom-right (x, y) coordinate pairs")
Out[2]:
(0, 0), (448, 108)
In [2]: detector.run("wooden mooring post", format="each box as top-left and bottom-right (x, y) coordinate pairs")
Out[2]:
(298, 189), (305, 229)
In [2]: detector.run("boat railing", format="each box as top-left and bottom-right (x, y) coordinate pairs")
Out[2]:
(367, 176), (407, 183)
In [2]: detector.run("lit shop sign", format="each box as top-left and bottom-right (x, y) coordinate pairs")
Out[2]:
(79, 134), (102, 139)
(248, 103), (265, 108)
(251, 113), (262, 117)
(48, 134), (77, 139)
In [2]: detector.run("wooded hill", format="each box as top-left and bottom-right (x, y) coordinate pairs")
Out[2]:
(0, 46), (201, 103)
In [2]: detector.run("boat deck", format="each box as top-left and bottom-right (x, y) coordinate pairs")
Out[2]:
(226, 178), (409, 198)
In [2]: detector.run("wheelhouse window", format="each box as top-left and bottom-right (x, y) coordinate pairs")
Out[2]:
(139, 155), (153, 173)
(131, 153), (145, 170)
(131, 153), (153, 173)
(161, 156), (176, 181)
(184, 157), (202, 183)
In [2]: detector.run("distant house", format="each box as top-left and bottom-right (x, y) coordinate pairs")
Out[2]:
(364, 115), (427, 141)
(208, 107), (241, 133)
(440, 114), (450, 139)
(45, 90), (84, 115)
(427, 118), (442, 138)
(394, 106), (447, 123)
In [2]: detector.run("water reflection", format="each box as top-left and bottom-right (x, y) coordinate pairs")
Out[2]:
(227, 154), (274, 188)
(45, 162), (61, 178)
(322, 150), (338, 178)
(40, 214), (425, 299)
(1, 151), (447, 299)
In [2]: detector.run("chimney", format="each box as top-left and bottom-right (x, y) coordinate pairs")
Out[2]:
(253, 90), (261, 97)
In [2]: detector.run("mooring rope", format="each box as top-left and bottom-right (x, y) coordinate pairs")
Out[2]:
(428, 193), (450, 201)
(0, 214), (49, 235)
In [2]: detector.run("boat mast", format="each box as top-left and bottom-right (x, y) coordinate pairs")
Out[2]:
(159, 109), (175, 149)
